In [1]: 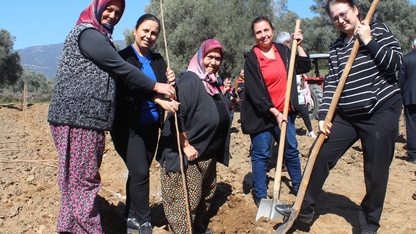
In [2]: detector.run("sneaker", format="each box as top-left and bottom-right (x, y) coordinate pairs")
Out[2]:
(253, 196), (266, 207)
(405, 155), (416, 164)
(307, 131), (317, 138)
(275, 204), (314, 224)
(361, 230), (377, 234)
(140, 221), (152, 234)
(126, 218), (140, 233)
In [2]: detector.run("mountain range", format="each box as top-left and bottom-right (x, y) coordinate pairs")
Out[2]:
(17, 40), (125, 79)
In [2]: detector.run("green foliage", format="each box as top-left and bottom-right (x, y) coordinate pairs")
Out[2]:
(0, 70), (53, 103)
(123, 28), (135, 46)
(301, 0), (416, 54)
(121, 0), (416, 80)
(0, 29), (23, 86)
(144, 0), (275, 81)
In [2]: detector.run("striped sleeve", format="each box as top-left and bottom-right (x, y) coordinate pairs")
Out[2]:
(319, 23), (402, 120)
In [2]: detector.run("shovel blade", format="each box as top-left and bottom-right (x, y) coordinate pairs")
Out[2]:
(256, 198), (288, 221)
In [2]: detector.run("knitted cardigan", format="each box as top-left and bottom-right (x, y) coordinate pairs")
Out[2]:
(48, 24), (117, 131)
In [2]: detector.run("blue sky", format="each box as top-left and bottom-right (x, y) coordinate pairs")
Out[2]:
(3, 0), (414, 50)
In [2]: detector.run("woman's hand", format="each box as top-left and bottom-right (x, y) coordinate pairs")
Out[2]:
(153, 95), (179, 113)
(153, 82), (175, 98)
(356, 20), (372, 45)
(318, 120), (332, 138)
(292, 29), (304, 45)
(166, 68), (176, 86)
(276, 113), (287, 129)
(270, 107), (287, 129)
(183, 144), (199, 162)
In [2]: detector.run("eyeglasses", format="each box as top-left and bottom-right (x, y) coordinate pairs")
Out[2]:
(330, 8), (352, 23)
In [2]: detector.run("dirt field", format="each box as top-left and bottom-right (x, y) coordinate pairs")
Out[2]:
(0, 103), (415, 234)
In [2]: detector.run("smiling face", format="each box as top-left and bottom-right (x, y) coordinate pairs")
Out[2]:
(133, 19), (160, 55)
(100, 1), (123, 26)
(253, 20), (275, 49)
(203, 48), (222, 75)
(329, 3), (359, 36)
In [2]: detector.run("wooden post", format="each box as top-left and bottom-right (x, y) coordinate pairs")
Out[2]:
(22, 81), (27, 112)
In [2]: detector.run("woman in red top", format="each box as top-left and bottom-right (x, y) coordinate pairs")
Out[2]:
(241, 16), (311, 206)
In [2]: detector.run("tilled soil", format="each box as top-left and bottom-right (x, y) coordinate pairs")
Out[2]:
(0, 103), (415, 233)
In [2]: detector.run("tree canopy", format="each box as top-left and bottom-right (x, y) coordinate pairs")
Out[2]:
(124, 0), (415, 80)
(0, 29), (23, 86)
(142, 0), (275, 79)
(301, 0), (416, 54)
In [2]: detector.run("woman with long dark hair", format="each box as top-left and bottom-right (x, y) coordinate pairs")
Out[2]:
(112, 14), (179, 233)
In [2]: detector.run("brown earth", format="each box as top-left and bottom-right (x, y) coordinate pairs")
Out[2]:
(0, 103), (415, 234)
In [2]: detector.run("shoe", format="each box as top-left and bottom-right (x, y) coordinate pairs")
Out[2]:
(361, 230), (377, 234)
(275, 204), (314, 224)
(195, 226), (212, 234)
(307, 131), (317, 138)
(289, 188), (298, 196)
(253, 195), (266, 207)
(139, 221), (152, 234)
(126, 218), (140, 233)
(405, 156), (416, 164)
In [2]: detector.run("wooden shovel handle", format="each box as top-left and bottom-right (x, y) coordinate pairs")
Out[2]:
(273, 19), (301, 200)
(294, 0), (381, 210)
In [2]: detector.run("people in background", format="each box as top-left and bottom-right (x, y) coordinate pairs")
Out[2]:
(221, 77), (237, 125)
(296, 74), (317, 138)
(234, 69), (245, 112)
(276, 1), (402, 233)
(47, 0), (175, 233)
(398, 38), (416, 164)
(276, 31), (316, 138)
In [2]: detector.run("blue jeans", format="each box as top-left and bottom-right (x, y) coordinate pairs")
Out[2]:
(250, 113), (301, 198)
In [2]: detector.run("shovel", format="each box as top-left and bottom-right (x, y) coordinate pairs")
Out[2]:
(274, 1), (380, 233)
(256, 19), (301, 221)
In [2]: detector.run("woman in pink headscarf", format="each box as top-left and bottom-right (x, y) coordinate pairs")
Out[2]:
(48, 0), (176, 233)
(157, 39), (230, 234)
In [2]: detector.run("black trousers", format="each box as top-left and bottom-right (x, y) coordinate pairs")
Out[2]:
(301, 99), (401, 231)
(404, 104), (416, 158)
(123, 123), (159, 223)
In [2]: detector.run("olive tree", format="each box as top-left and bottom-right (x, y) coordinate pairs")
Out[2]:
(0, 29), (23, 86)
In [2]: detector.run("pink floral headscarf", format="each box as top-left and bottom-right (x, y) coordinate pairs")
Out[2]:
(187, 39), (224, 96)
(76, 0), (125, 36)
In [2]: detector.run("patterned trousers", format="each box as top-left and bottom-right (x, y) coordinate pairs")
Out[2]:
(50, 125), (105, 234)
(161, 158), (216, 234)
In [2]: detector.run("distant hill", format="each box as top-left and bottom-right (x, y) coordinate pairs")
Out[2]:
(17, 40), (125, 79)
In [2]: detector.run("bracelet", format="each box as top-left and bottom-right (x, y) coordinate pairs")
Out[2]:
(275, 112), (281, 118)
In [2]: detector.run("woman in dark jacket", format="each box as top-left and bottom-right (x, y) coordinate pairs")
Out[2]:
(157, 39), (230, 234)
(241, 16), (311, 206)
(111, 14), (179, 234)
